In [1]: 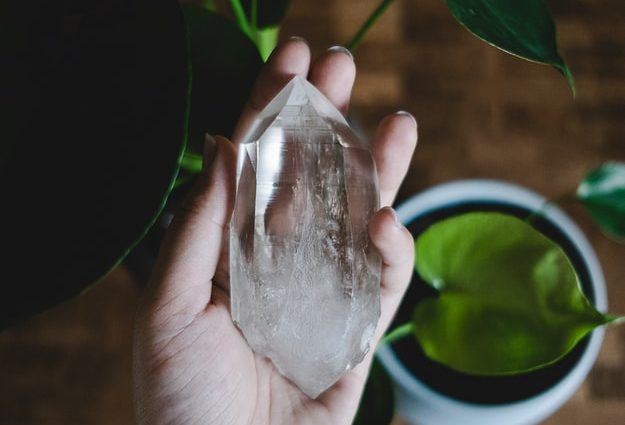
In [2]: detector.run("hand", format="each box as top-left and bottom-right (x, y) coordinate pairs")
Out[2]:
(133, 38), (418, 425)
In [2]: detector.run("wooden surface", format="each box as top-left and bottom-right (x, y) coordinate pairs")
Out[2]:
(2, 0), (625, 424)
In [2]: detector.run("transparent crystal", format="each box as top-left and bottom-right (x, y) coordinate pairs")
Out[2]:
(230, 76), (381, 398)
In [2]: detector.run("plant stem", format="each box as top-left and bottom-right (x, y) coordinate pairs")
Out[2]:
(380, 322), (414, 346)
(250, 0), (258, 33)
(256, 27), (279, 61)
(346, 0), (397, 51)
(606, 315), (625, 325)
(526, 191), (578, 225)
(229, 0), (277, 61)
(229, 0), (252, 37)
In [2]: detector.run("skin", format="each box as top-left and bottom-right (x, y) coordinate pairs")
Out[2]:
(133, 38), (418, 425)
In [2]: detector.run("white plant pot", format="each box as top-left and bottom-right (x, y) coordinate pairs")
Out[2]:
(377, 179), (607, 425)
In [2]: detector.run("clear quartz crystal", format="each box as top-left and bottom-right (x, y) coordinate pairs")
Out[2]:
(230, 76), (381, 398)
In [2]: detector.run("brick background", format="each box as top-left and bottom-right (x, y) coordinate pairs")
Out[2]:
(1, 0), (624, 424)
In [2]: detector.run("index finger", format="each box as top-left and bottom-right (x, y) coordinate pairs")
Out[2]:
(232, 37), (311, 144)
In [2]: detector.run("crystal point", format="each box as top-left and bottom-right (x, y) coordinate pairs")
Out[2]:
(230, 76), (381, 398)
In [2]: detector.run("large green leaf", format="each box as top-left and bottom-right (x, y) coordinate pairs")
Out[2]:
(242, 0), (291, 29)
(444, 0), (575, 94)
(182, 6), (263, 158)
(577, 162), (625, 240)
(412, 212), (610, 375)
(352, 358), (394, 425)
(0, 0), (188, 326)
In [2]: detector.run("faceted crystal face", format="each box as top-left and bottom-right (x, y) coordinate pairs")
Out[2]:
(230, 76), (381, 398)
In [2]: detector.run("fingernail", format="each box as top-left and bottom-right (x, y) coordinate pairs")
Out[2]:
(327, 45), (354, 61)
(203, 134), (217, 170)
(288, 35), (308, 44)
(382, 206), (402, 229)
(395, 110), (417, 126)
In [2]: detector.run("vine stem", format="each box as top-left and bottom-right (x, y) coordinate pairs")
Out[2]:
(229, 0), (252, 37)
(606, 315), (625, 325)
(228, 0), (278, 61)
(250, 0), (258, 34)
(346, 0), (397, 51)
(380, 322), (414, 346)
(256, 27), (279, 61)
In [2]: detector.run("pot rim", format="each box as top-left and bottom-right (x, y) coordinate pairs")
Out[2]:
(377, 179), (606, 415)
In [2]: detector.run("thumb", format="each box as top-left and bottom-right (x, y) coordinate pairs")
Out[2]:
(142, 135), (237, 320)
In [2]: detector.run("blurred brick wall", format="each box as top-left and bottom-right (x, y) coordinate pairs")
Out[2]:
(1, 0), (624, 424)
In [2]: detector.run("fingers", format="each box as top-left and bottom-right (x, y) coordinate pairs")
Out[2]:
(318, 206), (413, 411)
(143, 135), (237, 318)
(232, 39), (357, 144)
(369, 207), (415, 345)
(373, 112), (418, 207)
(232, 38), (311, 144)
(308, 46), (356, 115)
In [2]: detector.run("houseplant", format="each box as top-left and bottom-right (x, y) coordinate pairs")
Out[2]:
(1, 0), (578, 326)
(369, 163), (625, 425)
(3, 0), (620, 424)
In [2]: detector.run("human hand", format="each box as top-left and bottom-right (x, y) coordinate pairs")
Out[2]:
(133, 38), (418, 425)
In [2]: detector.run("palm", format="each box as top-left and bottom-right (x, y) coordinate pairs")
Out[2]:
(144, 282), (357, 425)
(133, 39), (417, 425)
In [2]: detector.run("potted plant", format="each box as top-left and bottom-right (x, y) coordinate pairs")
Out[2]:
(367, 163), (625, 425)
(3, 1), (622, 423)
(1, 0), (578, 326)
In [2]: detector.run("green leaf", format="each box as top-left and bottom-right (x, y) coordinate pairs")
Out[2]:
(242, 0), (291, 29)
(577, 162), (625, 240)
(444, 0), (575, 95)
(0, 0), (189, 326)
(183, 6), (263, 156)
(352, 358), (394, 425)
(412, 212), (610, 375)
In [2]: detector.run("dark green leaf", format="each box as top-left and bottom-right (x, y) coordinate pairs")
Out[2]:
(413, 212), (609, 375)
(0, 0), (188, 326)
(444, 0), (575, 94)
(242, 0), (291, 29)
(183, 6), (263, 156)
(577, 162), (625, 240)
(352, 358), (394, 425)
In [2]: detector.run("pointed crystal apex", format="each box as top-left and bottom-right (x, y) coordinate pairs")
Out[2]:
(239, 76), (349, 147)
(265, 76), (347, 123)
(230, 76), (381, 398)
